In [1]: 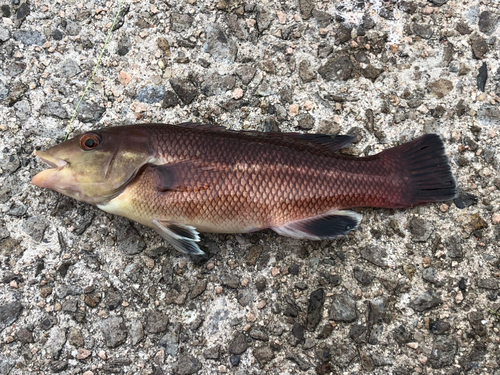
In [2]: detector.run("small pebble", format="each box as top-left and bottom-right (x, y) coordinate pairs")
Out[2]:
(422, 5), (434, 14)
(423, 257), (431, 268)
(118, 71), (131, 86)
(77, 348), (91, 359)
(241, 278), (249, 287)
(232, 88), (243, 100)
(456, 291), (464, 304)
(271, 267), (280, 277)
(9, 280), (18, 288)
(440, 204), (449, 212)
(130, 102), (147, 113)
(206, 262), (215, 270)
(98, 351), (106, 360)
(145, 258), (155, 269)
(215, 286), (223, 294)
(492, 214), (500, 225)
(154, 350), (165, 364)
(289, 104), (299, 116)
(246, 19), (256, 28)
(435, 251), (445, 258)
(303, 100), (313, 111)
(230, 355), (240, 366)
(277, 11), (286, 23)
(406, 342), (418, 349)
(257, 300), (266, 309)
(389, 44), (399, 53)
(246, 312), (256, 322)
(482, 168), (492, 177)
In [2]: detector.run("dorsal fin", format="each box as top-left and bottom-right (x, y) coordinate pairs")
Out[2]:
(171, 122), (355, 153)
(166, 122), (356, 152)
(280, 133), (355, 153)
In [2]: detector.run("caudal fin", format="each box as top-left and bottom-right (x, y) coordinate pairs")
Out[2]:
(383, 134), (457, 207)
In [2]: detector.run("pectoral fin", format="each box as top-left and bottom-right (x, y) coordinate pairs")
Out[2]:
(272, 210), (362, 240)
(149, 162), (213, 193)
(152, 219), (204, 255)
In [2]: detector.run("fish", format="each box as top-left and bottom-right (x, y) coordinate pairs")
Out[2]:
(32, 123), (457, 255)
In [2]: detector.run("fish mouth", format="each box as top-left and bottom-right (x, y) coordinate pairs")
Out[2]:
(33, 150), (68, 169)
(31, 150), (68, 188)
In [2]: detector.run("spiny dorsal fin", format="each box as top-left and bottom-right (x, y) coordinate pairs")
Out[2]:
(172, 122), (355, 153)
(280, 133), (356, 153)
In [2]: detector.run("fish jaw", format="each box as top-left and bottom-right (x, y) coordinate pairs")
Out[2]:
(32, 150), (69, 188)
(33, 150), (67, 170)
(32, 150), (93, 203)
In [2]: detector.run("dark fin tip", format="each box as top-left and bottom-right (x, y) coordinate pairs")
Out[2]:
(178, 238), (203, 255)
(301, 212), (360, 238)
(153, 220), (203, 256)
(275, 211), (362, 240)
(168, 223), (198, 241)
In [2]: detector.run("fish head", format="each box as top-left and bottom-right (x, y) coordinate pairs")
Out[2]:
(32, 126), (153, 205)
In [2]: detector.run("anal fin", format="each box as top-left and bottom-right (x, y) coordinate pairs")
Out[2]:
(152, 219), (204, 255)
(272, 210), (362, 240)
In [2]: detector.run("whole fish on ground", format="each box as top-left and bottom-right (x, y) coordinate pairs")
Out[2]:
(32, 123), (457, 255)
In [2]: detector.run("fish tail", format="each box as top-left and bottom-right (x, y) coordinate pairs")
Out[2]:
(382, 134), (457, 207)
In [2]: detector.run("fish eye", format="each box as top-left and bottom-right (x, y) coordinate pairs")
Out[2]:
(79, 133), (101, 151)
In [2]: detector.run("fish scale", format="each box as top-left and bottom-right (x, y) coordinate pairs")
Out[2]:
(117, 124), (434, 232)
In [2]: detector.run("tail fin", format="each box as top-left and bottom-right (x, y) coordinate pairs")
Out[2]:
(382, 134), (457, 207)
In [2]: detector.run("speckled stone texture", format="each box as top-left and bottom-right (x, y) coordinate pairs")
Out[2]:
(0, 0), (499, 374)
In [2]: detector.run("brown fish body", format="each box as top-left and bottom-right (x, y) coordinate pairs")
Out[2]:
(33, 123), (456, 255)
(104, 125), (417, 230)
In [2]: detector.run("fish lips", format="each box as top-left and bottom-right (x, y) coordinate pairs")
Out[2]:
(31, 150), (69, 189)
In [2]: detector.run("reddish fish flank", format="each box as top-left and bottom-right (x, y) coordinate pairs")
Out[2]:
(32, 123), (457, 255)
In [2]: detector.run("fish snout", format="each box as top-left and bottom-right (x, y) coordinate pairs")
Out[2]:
(31, 150), (68, 188)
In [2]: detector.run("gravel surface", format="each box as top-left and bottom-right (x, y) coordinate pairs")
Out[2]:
(1, 0), (500, 374)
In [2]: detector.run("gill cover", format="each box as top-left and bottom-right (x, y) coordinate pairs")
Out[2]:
(32, 126), (155, 205)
